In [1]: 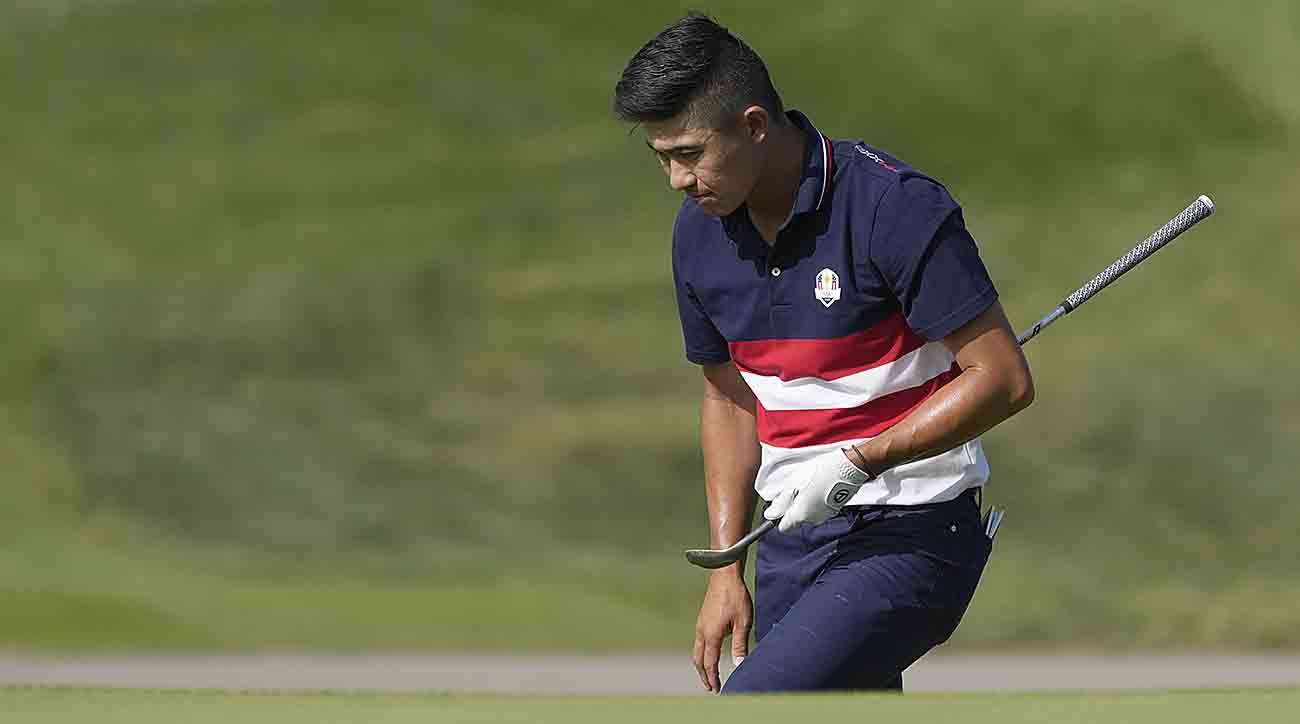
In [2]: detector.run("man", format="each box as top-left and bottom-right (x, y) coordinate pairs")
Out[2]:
(613, 14), (1033, 693)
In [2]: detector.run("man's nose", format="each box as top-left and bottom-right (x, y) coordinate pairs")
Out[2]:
(668, 160), (695, 192)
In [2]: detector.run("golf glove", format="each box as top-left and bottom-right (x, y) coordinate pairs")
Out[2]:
(763, 450), (874, 533)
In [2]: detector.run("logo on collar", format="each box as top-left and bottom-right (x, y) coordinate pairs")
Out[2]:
(854, 144), (898, 172)
(815, 268), (841, 308)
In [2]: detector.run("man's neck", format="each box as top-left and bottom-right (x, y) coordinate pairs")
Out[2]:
(746, 119), (806, 243)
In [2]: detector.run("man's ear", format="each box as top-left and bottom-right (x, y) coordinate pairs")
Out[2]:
(741, 105), (771, 144)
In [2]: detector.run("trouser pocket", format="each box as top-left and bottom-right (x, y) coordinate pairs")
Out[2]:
(922, 507), (991, 645)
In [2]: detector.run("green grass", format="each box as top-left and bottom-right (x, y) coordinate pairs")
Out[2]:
(6, 687), (1300, 724)
(1, 0), (1298, 651)
(0, 528), (690, 651)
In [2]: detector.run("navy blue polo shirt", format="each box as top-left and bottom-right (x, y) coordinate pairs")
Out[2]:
(671, 109), (998, 506)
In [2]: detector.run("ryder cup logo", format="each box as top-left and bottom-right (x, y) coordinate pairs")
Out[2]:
(814, 268), (841, 307)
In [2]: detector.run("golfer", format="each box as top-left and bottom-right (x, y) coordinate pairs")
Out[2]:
(614, 14), (1035, 693)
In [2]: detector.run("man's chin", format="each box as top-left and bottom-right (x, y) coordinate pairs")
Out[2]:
(690, 195), (736, 216)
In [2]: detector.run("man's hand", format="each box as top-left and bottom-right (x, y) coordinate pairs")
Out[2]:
(763, 450), (874, 533)
(692, 570), (753, 693)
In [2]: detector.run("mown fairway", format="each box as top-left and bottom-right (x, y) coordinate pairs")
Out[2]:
(2, 0), (1298, 651)
(6, 687), (1300, 724)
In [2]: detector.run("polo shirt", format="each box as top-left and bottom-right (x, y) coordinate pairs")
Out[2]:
(671, 110), (997, 506)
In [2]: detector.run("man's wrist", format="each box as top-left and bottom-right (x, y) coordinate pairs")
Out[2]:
(708, 563), (745, 582)
(843, 444), (879, 478)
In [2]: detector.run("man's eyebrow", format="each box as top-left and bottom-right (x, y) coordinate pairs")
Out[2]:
(645, 140), (702, 153)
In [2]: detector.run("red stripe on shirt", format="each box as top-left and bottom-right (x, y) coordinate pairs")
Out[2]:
(757, 365), (959, 448)
(729, 312), (926, 381)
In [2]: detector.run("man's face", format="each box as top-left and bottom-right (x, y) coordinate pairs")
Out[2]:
(642, 110), (763, 217)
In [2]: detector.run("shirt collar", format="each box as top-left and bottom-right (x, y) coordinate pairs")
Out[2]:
(786, 109), (835, 217)
(721, 109), (834, 241)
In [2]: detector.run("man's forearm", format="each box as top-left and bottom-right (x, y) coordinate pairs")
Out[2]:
(853, 364), (1028, 475)
(699, 372), (761, 577)
(852, 303), (1033, 476)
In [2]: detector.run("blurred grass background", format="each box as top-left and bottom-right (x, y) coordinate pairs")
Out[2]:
(1, 0), (1297, 651)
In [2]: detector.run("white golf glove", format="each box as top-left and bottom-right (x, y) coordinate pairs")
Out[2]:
(763, 449), (874, 533)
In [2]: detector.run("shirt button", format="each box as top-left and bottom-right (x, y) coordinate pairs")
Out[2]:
(770, 267), (781, 277)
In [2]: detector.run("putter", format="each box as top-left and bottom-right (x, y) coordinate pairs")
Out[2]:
(685, 194), (1216, 569)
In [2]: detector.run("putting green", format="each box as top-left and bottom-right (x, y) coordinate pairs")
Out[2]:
(6, 687), (1300, 724)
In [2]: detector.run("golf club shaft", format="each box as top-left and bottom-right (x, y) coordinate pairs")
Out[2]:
(1016, 195), (1214, 345)
(686, 194), (1215, 569)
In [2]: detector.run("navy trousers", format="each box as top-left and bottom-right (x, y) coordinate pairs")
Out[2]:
(722, 488), (991, 693)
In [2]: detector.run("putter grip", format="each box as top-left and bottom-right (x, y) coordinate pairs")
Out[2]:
(1063, 195), (1214, 312)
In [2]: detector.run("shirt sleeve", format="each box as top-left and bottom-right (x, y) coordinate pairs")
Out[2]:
(868, 175), (998, 341)
(672, 218), (731, 365)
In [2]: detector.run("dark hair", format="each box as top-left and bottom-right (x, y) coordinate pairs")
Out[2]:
(613, 13), (783, 128)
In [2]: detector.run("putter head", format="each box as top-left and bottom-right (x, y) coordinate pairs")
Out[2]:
(683, 547), (743, 569)
(683, 520), (776, 569)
